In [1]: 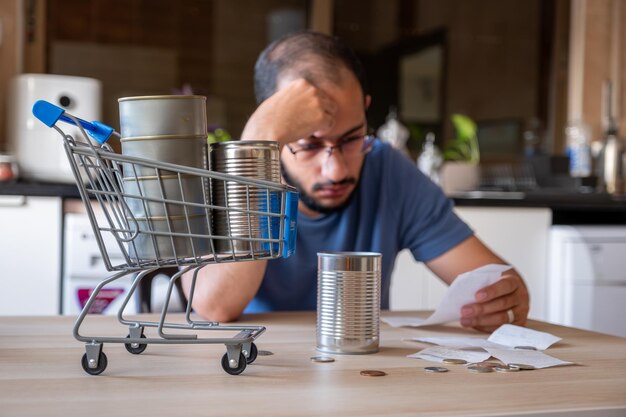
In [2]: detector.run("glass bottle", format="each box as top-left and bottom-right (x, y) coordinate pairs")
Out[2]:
(417, 132), (442, 184)
(565, 120), (592, 178)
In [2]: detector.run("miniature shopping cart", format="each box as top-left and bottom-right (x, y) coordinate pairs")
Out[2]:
(32, 100), (298, 376)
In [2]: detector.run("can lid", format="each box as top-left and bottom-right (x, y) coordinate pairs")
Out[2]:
(209, 140), (279, 149)
(317, 252), (381, 258)
(118, 95), (207, 102)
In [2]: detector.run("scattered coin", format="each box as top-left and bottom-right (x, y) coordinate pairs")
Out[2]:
(424, 366), (449, 373)
(310, 356), (335, 363)
(508, 363), (536, 370)
(494, 365), (521, 373)
(467, 365), (494, 373)
(360, 370), (387, 377)
(514, 346), (538, 351)
(257, 350), (274, 356)
(443, 358), (467, 365)
(466, 361), (500, 369)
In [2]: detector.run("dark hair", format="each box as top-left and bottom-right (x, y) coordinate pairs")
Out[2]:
(254, 31), (368, 104)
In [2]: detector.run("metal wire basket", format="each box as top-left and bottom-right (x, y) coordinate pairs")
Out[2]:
(33, 100), (298, 376)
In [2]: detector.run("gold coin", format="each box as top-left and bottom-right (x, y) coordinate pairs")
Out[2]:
(467, 365), (494, 373)
(310, 356), (335, 363)
(360, 370), (387, 377)
(443, 358), (467, 365)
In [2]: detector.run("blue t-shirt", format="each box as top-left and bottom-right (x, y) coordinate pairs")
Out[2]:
(245, 141), (473, 313)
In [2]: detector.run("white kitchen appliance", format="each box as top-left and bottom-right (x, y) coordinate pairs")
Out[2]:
(6, 74), (102, 183)
(63, 213), (136, 315)
(547, 225), (626, 338)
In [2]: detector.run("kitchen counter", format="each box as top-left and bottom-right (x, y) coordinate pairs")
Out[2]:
(0, 180), (81, 198)
(1, 311), (625, 417)
(451, 190), (626, 224)
(2, 181), (625, 223)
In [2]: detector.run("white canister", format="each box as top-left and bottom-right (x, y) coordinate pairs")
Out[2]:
(7, 74), (102, 183)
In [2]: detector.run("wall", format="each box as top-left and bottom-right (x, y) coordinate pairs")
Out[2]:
(414, 0), (541, 140)
(210, 0), (306, 136)
(569, 0), (626, 141)
(334, 0), (544, 148)
(0, 0), (22, 150)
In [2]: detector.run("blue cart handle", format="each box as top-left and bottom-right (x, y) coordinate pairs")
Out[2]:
(32, 100), (114, 144)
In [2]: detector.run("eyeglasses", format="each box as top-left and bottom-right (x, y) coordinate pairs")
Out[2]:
(286, 129), (376, 164)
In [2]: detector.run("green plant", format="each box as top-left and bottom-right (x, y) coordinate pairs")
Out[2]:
(443, 114), (480, 164)
(207, 128), (231, 144)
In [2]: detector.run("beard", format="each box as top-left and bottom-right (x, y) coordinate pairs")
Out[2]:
(280, 163), (357, 215)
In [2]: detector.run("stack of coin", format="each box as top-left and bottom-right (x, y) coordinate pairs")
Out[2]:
(467, 365), (494, 373)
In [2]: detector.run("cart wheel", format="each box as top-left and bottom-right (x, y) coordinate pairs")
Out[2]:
(221, 352), (247, 375)
(81, 351), (108, 375)
(245, 342), (258, 364)
(124, 334), (147, 354)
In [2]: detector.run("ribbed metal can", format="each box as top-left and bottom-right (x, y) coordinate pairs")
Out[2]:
(316, 252), (382, 354)
(208, 141), (281, 255)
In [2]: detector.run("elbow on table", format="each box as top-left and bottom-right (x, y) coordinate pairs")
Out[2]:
(192, 302), (243, 323)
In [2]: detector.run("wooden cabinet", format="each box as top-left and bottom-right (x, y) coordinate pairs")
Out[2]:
(0, 195), (62, 315)
(389, 206), (552, 321)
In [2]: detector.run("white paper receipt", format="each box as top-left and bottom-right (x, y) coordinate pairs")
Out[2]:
(408, 346), (491, 364)
(487, 324), (562, 351)
(382, 264), (512, 327)
(485, 348), (573, 369)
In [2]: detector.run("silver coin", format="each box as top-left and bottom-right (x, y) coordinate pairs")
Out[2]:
(467, 365), (494, 373)
(424, 366), (449, 373)
(310, 356), (335, 363)
(494, 365), (521, 373)
(443, 358), (467, 365)
(514, 345), (537, 351)
(508, 363), (536, 370)
(257, 350), (274, 356)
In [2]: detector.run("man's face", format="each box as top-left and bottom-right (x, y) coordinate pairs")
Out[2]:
(279, 70), (369, 216)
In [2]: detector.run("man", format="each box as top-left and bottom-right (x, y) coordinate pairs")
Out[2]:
(182, 31), (529, 332)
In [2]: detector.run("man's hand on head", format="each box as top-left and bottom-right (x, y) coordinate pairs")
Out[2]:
(241, 79), (336, 146)
(459, 269), (530, 333)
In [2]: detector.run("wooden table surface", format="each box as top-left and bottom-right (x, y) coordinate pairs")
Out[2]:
(1, 311), (625, 417)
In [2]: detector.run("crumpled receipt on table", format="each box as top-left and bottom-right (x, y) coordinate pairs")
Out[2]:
(406, 324), (573, 369)
(382, 264), (512, 327)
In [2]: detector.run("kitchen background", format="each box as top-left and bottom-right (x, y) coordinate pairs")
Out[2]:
(0, 0), (624, 337)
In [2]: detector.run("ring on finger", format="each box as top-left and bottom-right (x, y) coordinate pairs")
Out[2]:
(506, 308), (515, 323)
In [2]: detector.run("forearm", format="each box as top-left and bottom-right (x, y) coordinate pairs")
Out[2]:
(426, 235), (507, 285)
(181, 260), (268, 322)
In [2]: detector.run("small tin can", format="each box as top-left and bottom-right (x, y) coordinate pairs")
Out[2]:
(208, 141), (281, 255)
(316, 252), (382, 354)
